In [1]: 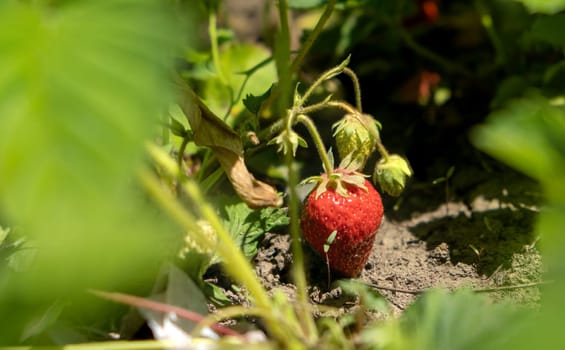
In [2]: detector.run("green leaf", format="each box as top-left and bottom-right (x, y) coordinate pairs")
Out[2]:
(513, 0), (565, 14)
(21, 300), (66, 342)
(399, 289), (525, 350)
(0, 1), (182, 341)
(198, 43), (277, 124)
(243, 85), (273, 115)
(223, 199), (289, 259)
(170, 117), (189, 138)
(530, 13), (565, 47)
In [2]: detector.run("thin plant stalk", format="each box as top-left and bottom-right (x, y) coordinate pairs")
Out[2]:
(296, 114), (333, 173)
(90, 290), (242, 338)
(290, 0), (337, 74)
(343, 67), (362, 112)
(301, 100), (358, 115)
(278, 0), (318, 343)
(208, 9), (228, 85)
(141, 147), (292, 346)
(181, 180), (273, 310)
(297, 57), (350, 107)
(275, 0), (292, 114)
(181, 179), (301, 346)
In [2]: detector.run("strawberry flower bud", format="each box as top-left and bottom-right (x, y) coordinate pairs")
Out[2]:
(268, 130), (307, 157)
(373, 154), (412, 196)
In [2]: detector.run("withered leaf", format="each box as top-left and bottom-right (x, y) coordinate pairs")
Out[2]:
(176, 79), (282, 208)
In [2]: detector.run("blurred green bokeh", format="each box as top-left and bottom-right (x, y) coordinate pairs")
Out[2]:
(0, 0), (187, 343)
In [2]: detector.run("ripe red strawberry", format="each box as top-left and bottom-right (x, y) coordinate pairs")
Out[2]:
(300, 162), (384, 277)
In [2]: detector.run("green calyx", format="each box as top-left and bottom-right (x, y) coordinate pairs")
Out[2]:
(303, 153), (369, 198)
(373, 154), (412, 196)
(332, 113), (381, 170)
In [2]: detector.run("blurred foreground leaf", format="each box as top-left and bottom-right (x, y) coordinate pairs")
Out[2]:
(530, 13), (565, 47)
(400, 290), (523, 350)
(472, 93), (565, 349)
(471, 94), (565, 201)
(513, 0), (565, 14)
(0, 1), (181, 343)
(361, 290), (525, 350)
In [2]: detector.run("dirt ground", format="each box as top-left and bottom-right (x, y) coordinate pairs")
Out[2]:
(246, 164), (544, 317)
(209, 0), (545, 320)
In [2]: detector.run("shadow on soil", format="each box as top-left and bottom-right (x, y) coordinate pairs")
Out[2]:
(409, 207), (537, 276)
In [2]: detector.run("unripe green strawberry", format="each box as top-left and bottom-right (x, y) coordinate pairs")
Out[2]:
(332, 113), (379, 170)
(301, 168), (384, 277)
(373, 155), (412, 197)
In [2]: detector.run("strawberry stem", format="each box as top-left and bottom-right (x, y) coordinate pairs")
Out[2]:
(343, 67), (362, 112)
(296, 114), (334, 175)
(301, 100), (358, 115)
(296, 55), (351, 107)
(374, 132), (390, 161)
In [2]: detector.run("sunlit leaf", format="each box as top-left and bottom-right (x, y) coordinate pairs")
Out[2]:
(199, 43), (277, 123)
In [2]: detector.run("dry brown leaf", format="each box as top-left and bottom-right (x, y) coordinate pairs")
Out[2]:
(176, 80), (282, 209)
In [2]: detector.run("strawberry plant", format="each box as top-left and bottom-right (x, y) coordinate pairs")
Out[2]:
(1, 0), (565, 349)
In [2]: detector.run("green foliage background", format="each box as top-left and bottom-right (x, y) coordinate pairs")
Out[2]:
(0, 0), (186, 342)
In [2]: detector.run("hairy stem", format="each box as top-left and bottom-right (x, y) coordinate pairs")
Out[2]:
(375, 135), (390, 161)
(297, 58), (350, 107)
(278, 0), (318, 343)
(296, 114), (333, 173)
(285, 148), (318, 344)
(276, 0), (292, 114)
(343, 67), (362, 112)
(301, 100), (359, 116)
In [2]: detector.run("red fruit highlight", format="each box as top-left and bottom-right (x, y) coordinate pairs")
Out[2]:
(301, 179), (384, 277)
